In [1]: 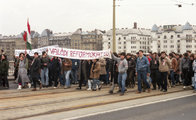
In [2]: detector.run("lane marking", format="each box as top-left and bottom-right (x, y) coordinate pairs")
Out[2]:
(65, 93), (196, 120)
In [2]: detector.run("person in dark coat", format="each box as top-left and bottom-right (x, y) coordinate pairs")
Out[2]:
(77, 60), (91, 90)
(26, 52), (42, 91)
(0, 54), (9, 88)
(150, 53), (160, 90)
(109, 52), (119, 94)
(50, 56), (61, 88)
(126, 53), (136, 88)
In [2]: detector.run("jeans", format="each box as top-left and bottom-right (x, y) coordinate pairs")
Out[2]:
(170, 70), (175, 86)
(118, 72), (127, 93)
(92, 79), (101, 90)
(71, 69), (78, 84)
(64, 70), (71, 87)
(137, 71), (150, 92)
(41, 68), (49, 86)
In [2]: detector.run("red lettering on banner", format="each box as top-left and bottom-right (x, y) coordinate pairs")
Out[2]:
(49, 48), (57, 54)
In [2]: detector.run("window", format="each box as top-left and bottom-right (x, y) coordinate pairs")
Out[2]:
(118, 42), (121, 44)
(186, 45), (192, 48)
(108, 38), (110, 40)
(118, 37), (121, 40)
(170, 45), (174, 48)
(118, 47), (121, 49)
(108, 42), (110, 44)
(164, 40), (167, 43)
(158, 36), (160, 39)
(163, 45), (167, 48)
(177, 35), (180, 38)
(164, 35), (167, 39)
(171, 40), (174, 43)
(171, 35), (174, 39)
(186, 40), (192, 43)
(186, 35), (192, 40)
(124, 37), (126, 40)
(178, 40), (180, 43)
(124, 41), (126, 44)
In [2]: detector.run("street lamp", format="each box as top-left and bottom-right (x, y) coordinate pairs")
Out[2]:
(113, 0), (116, 52)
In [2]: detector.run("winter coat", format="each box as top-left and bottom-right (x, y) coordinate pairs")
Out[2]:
(26, 54), (41, 77)
(90, 61), (100, 79)
(71, 59), (80, 70)
(170, 58), (178, 72)
(0, 59), (9, 75)
(62, 58), (72, 72)
(159, 57), (171, 72)
(15, 58), (30, 85)
(127, 57), (136, 72)
(99, 58), (107, 75)
(40, 57), (50, 69)
(150, 58), (159, 71)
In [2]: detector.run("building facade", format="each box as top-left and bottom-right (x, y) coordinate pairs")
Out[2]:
(103, 27), (152, 54)
(71, 28), (103, 50)
(151, 22), (196, 54)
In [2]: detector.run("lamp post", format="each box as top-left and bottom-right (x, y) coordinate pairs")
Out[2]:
(113, 0), (116, 52)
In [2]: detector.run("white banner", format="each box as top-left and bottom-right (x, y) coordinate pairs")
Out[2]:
(15, 45), (59, 56)
(47, 47), (111, 60)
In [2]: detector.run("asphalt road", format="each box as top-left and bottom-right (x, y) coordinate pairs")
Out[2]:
(76, 95), (196, 120)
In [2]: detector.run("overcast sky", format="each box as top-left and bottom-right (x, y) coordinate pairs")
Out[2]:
(0, 0), (196, 35)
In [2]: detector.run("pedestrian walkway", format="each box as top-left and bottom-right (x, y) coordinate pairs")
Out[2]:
(0, 85), (189, 120)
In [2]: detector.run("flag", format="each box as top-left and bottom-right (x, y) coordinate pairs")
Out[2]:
(23, 31), (27, 42)
(27, 19), (32, 50)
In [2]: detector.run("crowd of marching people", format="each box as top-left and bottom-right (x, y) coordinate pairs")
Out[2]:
(1, 49), (196, 95)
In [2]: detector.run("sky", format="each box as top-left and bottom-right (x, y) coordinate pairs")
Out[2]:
(0, 0), (196, 36)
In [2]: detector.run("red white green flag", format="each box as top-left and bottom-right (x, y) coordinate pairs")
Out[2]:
(27, 19), (32, 50)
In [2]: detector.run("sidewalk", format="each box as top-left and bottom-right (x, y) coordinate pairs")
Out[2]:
(0, 85), (189, 120)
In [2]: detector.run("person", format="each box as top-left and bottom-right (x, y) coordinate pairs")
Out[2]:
(192, 54), (196, 93)
(26, 52), (42, 91)
(77, 60), (91, 90)
(126, 53), (136, 88)
(90, 59), (101, 91)
(150, 53), (160, 90)
(180, 53), (191, 89)
(175, 54), (181, 85)
(189, 54), (195, 89)
(40, 51), (50, 87)
(169, 53), (177, 87)
(50, 56), (61, 88)
(15, 53), (31, 89)
(0, 54), (9, 88)
(159, 52), (171, 92)
(99, 58), (107, 85)
(136, 50), (151, 93)
(109, 52), (119, 94)
(71, 59), (80, 84)
(111, 52), (128, 96)
(62, 58), (72, 89)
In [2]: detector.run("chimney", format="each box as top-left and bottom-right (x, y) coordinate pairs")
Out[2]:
(133, 22), (137, 29)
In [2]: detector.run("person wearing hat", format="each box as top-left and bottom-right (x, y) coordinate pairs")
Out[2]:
(111, 52), (128, 96)
(26, 52), (42, 91)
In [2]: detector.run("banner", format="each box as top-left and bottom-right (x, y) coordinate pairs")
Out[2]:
(15, 45), (59, 56)
(47, 47), (111, 60)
